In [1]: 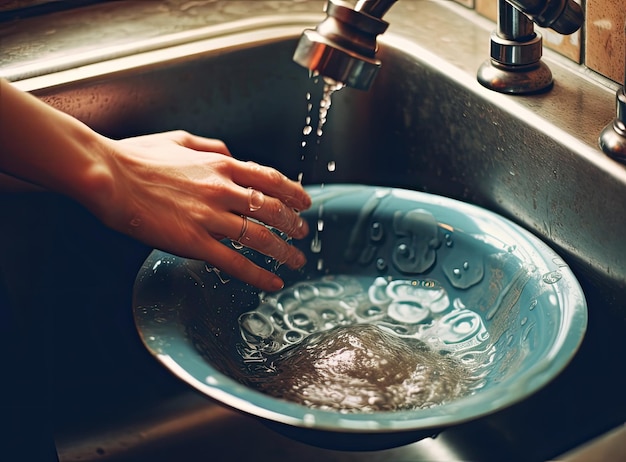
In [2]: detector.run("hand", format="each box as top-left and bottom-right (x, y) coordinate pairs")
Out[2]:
(95, 130), (311, 292)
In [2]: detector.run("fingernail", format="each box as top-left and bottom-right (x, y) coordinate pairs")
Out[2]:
(293, 251), (306, 268)
(269, 276), (285, 292)
(294, 217), (308, 238)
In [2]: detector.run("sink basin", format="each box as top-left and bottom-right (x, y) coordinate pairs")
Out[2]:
(133, 185), (587, 451)
(0, 1), (624, 461)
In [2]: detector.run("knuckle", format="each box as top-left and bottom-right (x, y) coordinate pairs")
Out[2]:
(256, 226), (279, 248)
(264, 166), (285, 188)
(204, 179), (230, 197)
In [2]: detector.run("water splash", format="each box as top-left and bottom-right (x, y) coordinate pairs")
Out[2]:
(235, 275), (493, 412)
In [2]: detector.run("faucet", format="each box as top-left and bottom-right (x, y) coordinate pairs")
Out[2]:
(292, 0), (583, 92)
(598, 21), (626, 163)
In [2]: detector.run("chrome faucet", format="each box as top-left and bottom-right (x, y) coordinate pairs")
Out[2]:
(293, 0), (583, 92)
(599, 20), (626, 163)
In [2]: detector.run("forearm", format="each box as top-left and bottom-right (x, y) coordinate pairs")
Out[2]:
(0, 79), (113, 206)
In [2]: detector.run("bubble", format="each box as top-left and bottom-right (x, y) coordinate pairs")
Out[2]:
(293, 283), (319, 302)
(388, 299), (430, 324)
(436, 310), (485, 345)
(368, 277), (391, 305)
(316, 280), (343, 298)
(236, 275), (492, 413)
(239, 312), (273, 342)
(276, 293), (299, 313)
(288, 311), (316, 331)
(285, 330), (303, 343)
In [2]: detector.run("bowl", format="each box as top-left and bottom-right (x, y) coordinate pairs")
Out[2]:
(132, 185), (587, 451)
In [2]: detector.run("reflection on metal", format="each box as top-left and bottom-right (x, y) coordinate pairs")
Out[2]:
(477, 0), (554, 94)
(293, 0), (582, 93)
(599, 24), (626, 163)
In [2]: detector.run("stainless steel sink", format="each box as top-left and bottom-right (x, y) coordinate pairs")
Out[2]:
(1, 1), (625, 461)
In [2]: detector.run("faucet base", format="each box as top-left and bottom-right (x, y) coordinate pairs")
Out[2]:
(599, 87), (626, 163)
(477, 58), (553, 95)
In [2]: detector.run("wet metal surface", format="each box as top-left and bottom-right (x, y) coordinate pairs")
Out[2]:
(0, 1), (624, 461)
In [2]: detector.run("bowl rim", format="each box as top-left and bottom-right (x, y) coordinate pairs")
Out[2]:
(133, 185), (588, 434)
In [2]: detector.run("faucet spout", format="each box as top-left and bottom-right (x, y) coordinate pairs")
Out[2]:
(506, 0), (583, 35)
(354, 0), (397, 18)
(293, 0), (583, 91)
(292, 0), (390, 90)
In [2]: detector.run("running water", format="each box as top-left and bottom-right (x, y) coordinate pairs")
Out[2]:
(298, 74), (345, 269)
(298, 74), (345, 184)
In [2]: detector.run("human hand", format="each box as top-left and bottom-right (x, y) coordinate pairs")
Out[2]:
(94, 130), (311, 292)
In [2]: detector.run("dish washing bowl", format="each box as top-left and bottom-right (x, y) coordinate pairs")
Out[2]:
(133, 184), (587, 450)
(0, 1), (624, 460)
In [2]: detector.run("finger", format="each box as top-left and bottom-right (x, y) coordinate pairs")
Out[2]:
(243, 189), (309, 239)
(232, 161), (311, 211)
(229, 215), (307, 271)
(203, 239), (286, 292)
(231, 187), (308, 239)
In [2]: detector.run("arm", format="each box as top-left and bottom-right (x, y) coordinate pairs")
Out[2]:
(0, 79), (311, 292)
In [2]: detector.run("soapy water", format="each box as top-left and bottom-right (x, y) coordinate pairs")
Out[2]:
(236, 275), (494, 413)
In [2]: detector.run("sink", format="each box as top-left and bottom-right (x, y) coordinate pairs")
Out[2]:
(0, 1), (624, 461)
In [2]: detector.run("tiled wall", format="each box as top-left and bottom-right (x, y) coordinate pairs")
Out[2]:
(460, 0), (625, 85)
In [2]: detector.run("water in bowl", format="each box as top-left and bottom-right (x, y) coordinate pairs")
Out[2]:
(236, 275), (494, 413)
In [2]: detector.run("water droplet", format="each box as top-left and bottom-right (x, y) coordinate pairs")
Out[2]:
(327, 161), (336, 172)
(311, 234), (322, 253)
(443, 255), (484, 289)
(206, 265), (230, 284)
(542, 271), (562, 284)
(397, 243), (410, 256)
(370, 222), (384, 242)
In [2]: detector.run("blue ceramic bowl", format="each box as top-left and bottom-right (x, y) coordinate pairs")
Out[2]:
(133, 185), (587, 451)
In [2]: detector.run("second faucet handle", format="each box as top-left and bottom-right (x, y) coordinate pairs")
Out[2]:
(477, 0), (583, 95)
